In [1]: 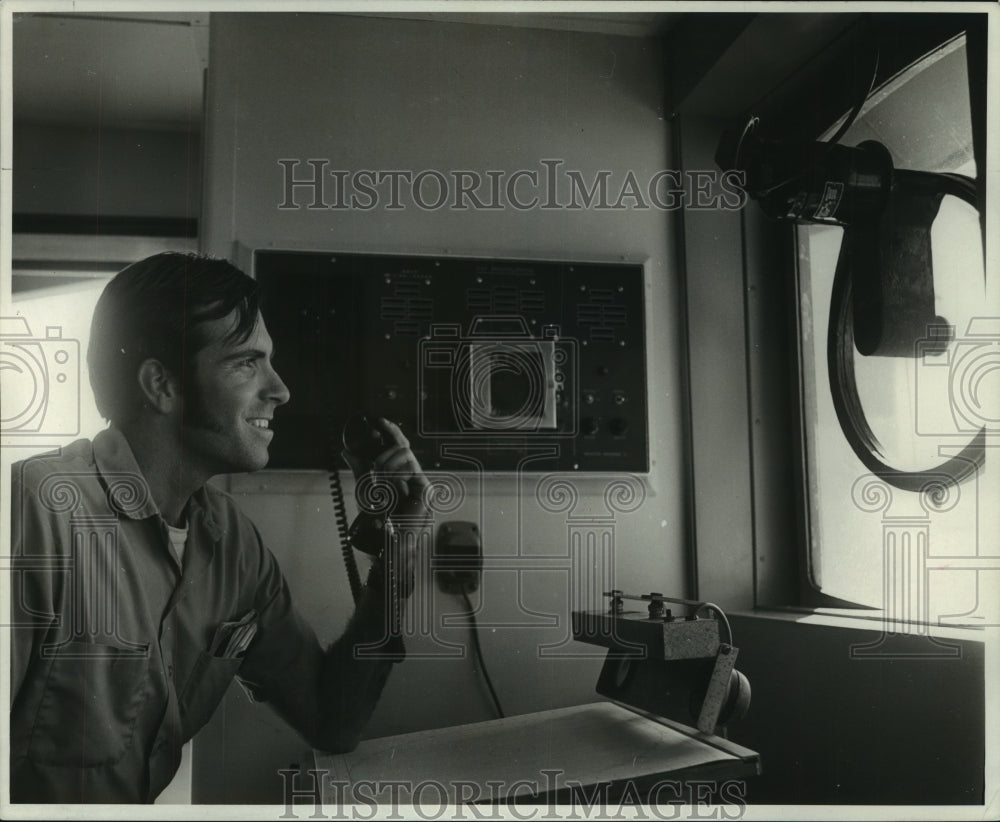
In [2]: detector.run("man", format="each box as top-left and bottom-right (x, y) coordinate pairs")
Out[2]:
(9, 252), (425, 803)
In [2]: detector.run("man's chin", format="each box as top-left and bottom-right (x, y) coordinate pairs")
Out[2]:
(251, 455), (271, 472)
(239, 451), (271, 474)
(214, 450), (271, 476)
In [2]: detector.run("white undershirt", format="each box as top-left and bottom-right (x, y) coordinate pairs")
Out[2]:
(165, 522), (189, 568)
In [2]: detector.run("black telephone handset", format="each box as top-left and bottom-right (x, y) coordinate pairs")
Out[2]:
(341, 412), (397, 558)
(341, 411), (389, 465)
(331, 411), (405, 657)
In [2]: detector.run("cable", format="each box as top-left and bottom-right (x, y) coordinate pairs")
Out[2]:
(826, 40), (880, 146)
(732, 116), (760, 171)
(696, 602), (733, 647)
(460, 589), (505, 719)
(329, 460), (364, 607)
(740, 31), (880, 199)
(827, 170), (986, 492)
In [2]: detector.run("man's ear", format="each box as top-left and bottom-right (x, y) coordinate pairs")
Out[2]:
(136, 358), (181, 414)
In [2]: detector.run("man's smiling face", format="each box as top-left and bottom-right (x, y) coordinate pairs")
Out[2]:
(180, 311), (290, 477)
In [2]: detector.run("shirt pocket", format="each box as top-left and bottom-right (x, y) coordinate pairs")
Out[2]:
(28, 640), (151, 768)
(177, 650), (243, 735)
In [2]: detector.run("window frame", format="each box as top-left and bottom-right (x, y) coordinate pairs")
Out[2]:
(669, 11), (987, 615)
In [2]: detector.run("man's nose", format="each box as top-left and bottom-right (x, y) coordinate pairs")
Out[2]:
(264, 362), (291, 406)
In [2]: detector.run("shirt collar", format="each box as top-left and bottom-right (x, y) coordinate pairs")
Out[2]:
(92, 427), (221, 540)
(92, 427), (159, 520)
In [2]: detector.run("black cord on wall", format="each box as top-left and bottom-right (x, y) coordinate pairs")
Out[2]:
(460, 589), (505, 719)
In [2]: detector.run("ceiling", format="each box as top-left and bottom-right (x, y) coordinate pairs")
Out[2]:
(12, 10), (678, 131)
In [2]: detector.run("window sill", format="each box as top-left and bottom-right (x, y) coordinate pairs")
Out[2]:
(730, 605), (990, 642)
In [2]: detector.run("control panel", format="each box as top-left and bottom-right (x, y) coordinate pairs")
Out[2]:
(254, 250), (648, 472)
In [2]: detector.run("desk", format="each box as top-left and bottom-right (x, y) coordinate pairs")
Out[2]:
(314, 701), (760, 805)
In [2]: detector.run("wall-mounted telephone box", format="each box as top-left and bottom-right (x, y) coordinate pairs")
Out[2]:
(254, 250), (648, 473)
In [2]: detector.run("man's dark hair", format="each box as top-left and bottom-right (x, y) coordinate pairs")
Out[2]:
(88, 252), (260, 423)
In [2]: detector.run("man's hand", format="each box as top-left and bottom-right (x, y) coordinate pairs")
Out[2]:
(342, 418), (429, 600)
(341, 417), (429, 512)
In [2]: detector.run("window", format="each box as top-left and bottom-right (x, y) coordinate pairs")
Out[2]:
(3, 280), (110, 460)
(795, 35), (998, 623)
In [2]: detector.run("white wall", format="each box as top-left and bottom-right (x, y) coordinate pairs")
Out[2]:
(196, 13), (683, 802)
